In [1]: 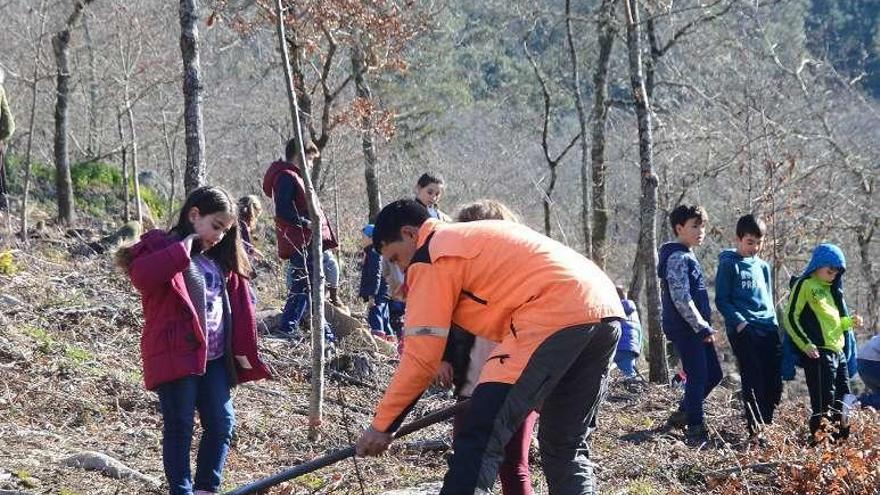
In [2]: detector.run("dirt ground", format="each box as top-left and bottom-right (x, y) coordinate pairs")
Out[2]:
(1, 236), (879, 494)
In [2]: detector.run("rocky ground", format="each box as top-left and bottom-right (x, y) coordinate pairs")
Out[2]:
(1, 230), (879, 494)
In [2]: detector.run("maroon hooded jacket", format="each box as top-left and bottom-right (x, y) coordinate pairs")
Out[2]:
(127, 230), (271, 390)
(262, 160), (338, 259)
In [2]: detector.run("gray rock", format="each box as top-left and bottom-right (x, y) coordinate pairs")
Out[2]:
(256, 309), (282, 335)
(62, 451), (160, 488)
(381, 482), (444, 495)
(0, 295), (23, 307)
(719, 372), (742, 390)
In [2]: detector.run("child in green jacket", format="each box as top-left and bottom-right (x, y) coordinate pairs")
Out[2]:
(784, 243), (863, 442)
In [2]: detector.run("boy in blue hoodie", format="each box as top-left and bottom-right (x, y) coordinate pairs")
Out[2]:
(784, 243), (862, 442)
(715, 214), (781, 440)
(658, 204), (722, 444)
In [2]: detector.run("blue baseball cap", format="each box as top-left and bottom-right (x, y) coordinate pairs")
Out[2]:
(362, 224), (375, 238)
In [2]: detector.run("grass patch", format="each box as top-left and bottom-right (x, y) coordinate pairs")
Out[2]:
(23, 325), (55, 353)
(14, 470), (37, 488)
(626, 478), (661, 495)
(64, 345), (94, 366)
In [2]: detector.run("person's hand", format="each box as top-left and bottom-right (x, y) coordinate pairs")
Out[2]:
(435, 361), (454, 389)
(183, 233), (200, 253)
(702, 333), (715, 344)
(356, 427), (392, 457)
(367, 295), (376, 308)
(736, 322), (748, 333)
(853, 314), (864, 328)
(806, 347), (820, 359)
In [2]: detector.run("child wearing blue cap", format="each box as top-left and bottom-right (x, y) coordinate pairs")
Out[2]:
(359, 224), (394, 339)
(784, 243), (863, 442)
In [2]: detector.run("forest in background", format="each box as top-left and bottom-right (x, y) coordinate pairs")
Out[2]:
(0, 0), (878, 332)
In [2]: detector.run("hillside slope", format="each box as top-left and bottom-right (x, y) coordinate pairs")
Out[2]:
(1, 238), (878, 494)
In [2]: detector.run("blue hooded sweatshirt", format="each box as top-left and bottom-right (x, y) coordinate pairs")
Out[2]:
(617, 299), (643, 355)
(657, 242), (713, 340)
(780, 243), (858, 379)
(714, 249), (777, 335)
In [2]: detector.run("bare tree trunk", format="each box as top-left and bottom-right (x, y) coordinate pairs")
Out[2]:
(52, 0), (94, 226)
(588, 0), (617, 269)
(179, 0), (206, 194)
(352, 47), (381, 221)
(276, 0), (327, 441)
(82, 12), (100, 156)
(124, 85), (143, 225)
(524, 36), (580, 239)
(624, 0), (666, 383)
(857, 219), (880, 329)
(565, 0), (592, 257)
(20, 0), (48, 242)
(116, 111), (130, 222)
(161, 111), (178, 228)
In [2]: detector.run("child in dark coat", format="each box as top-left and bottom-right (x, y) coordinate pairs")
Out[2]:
(359, 224), (393, 339)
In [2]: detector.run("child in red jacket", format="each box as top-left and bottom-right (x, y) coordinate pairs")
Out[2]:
(117, 186), (270, 495)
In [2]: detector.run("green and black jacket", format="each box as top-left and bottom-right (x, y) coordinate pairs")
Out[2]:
(784, 274), (853, 354)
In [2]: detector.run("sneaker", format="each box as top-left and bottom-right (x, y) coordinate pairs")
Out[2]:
(666, 410), (688, 428)
(685, 423), (709, 446)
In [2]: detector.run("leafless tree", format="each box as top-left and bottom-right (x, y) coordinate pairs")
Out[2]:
(52, 0), (96, 225)
(624, 0), (666, 383)
(179, 0), (206, 194)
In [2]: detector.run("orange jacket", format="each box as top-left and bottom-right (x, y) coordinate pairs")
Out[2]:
(372, 219), (623, 432)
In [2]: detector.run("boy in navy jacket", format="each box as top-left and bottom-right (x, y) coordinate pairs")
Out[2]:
(715, 214), (781, 441)
(658, 204), (722, 445)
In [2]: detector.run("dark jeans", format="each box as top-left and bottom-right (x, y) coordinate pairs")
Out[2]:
(670, 334), (723, 427)
(614, 350), (638, 378)
(803, 349), (850, 434)
(157, 358), (235, 495)
(441, 321), (620, 495)
(367, 299), (392, 336)
(452, 401), (539, 495)
(857, 359), (880, 409)
(388, 300), (406, 340)
(728, 327), (782, 432)
(282, 251), (334, 341)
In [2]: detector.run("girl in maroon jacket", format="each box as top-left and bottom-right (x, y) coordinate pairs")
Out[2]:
(117, 186), (270, 495)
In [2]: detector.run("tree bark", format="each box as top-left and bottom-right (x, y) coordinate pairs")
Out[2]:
(52, 0), (94, 226)
(116, 111), (130, 222)
(565, 0), (592, 257)
(20, 0), (49, 242)
(82, 12), (100, 156)
(124, 85), (143, 226)
(856, 219), (880, 330)
(589, 0), (617, 269)
(276, 0), (327, 441)
(161, 111), (178, 228)
(352, 47), (381, 221)
(179, 0), (206, 195)
(624, 0), (667, 383)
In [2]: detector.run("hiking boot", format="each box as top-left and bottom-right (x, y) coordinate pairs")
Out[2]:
(666, 410), (688, 429)
(685, 423), (709, 446)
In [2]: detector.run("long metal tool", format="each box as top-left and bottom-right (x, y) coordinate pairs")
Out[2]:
(223, 400), (468, 495)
